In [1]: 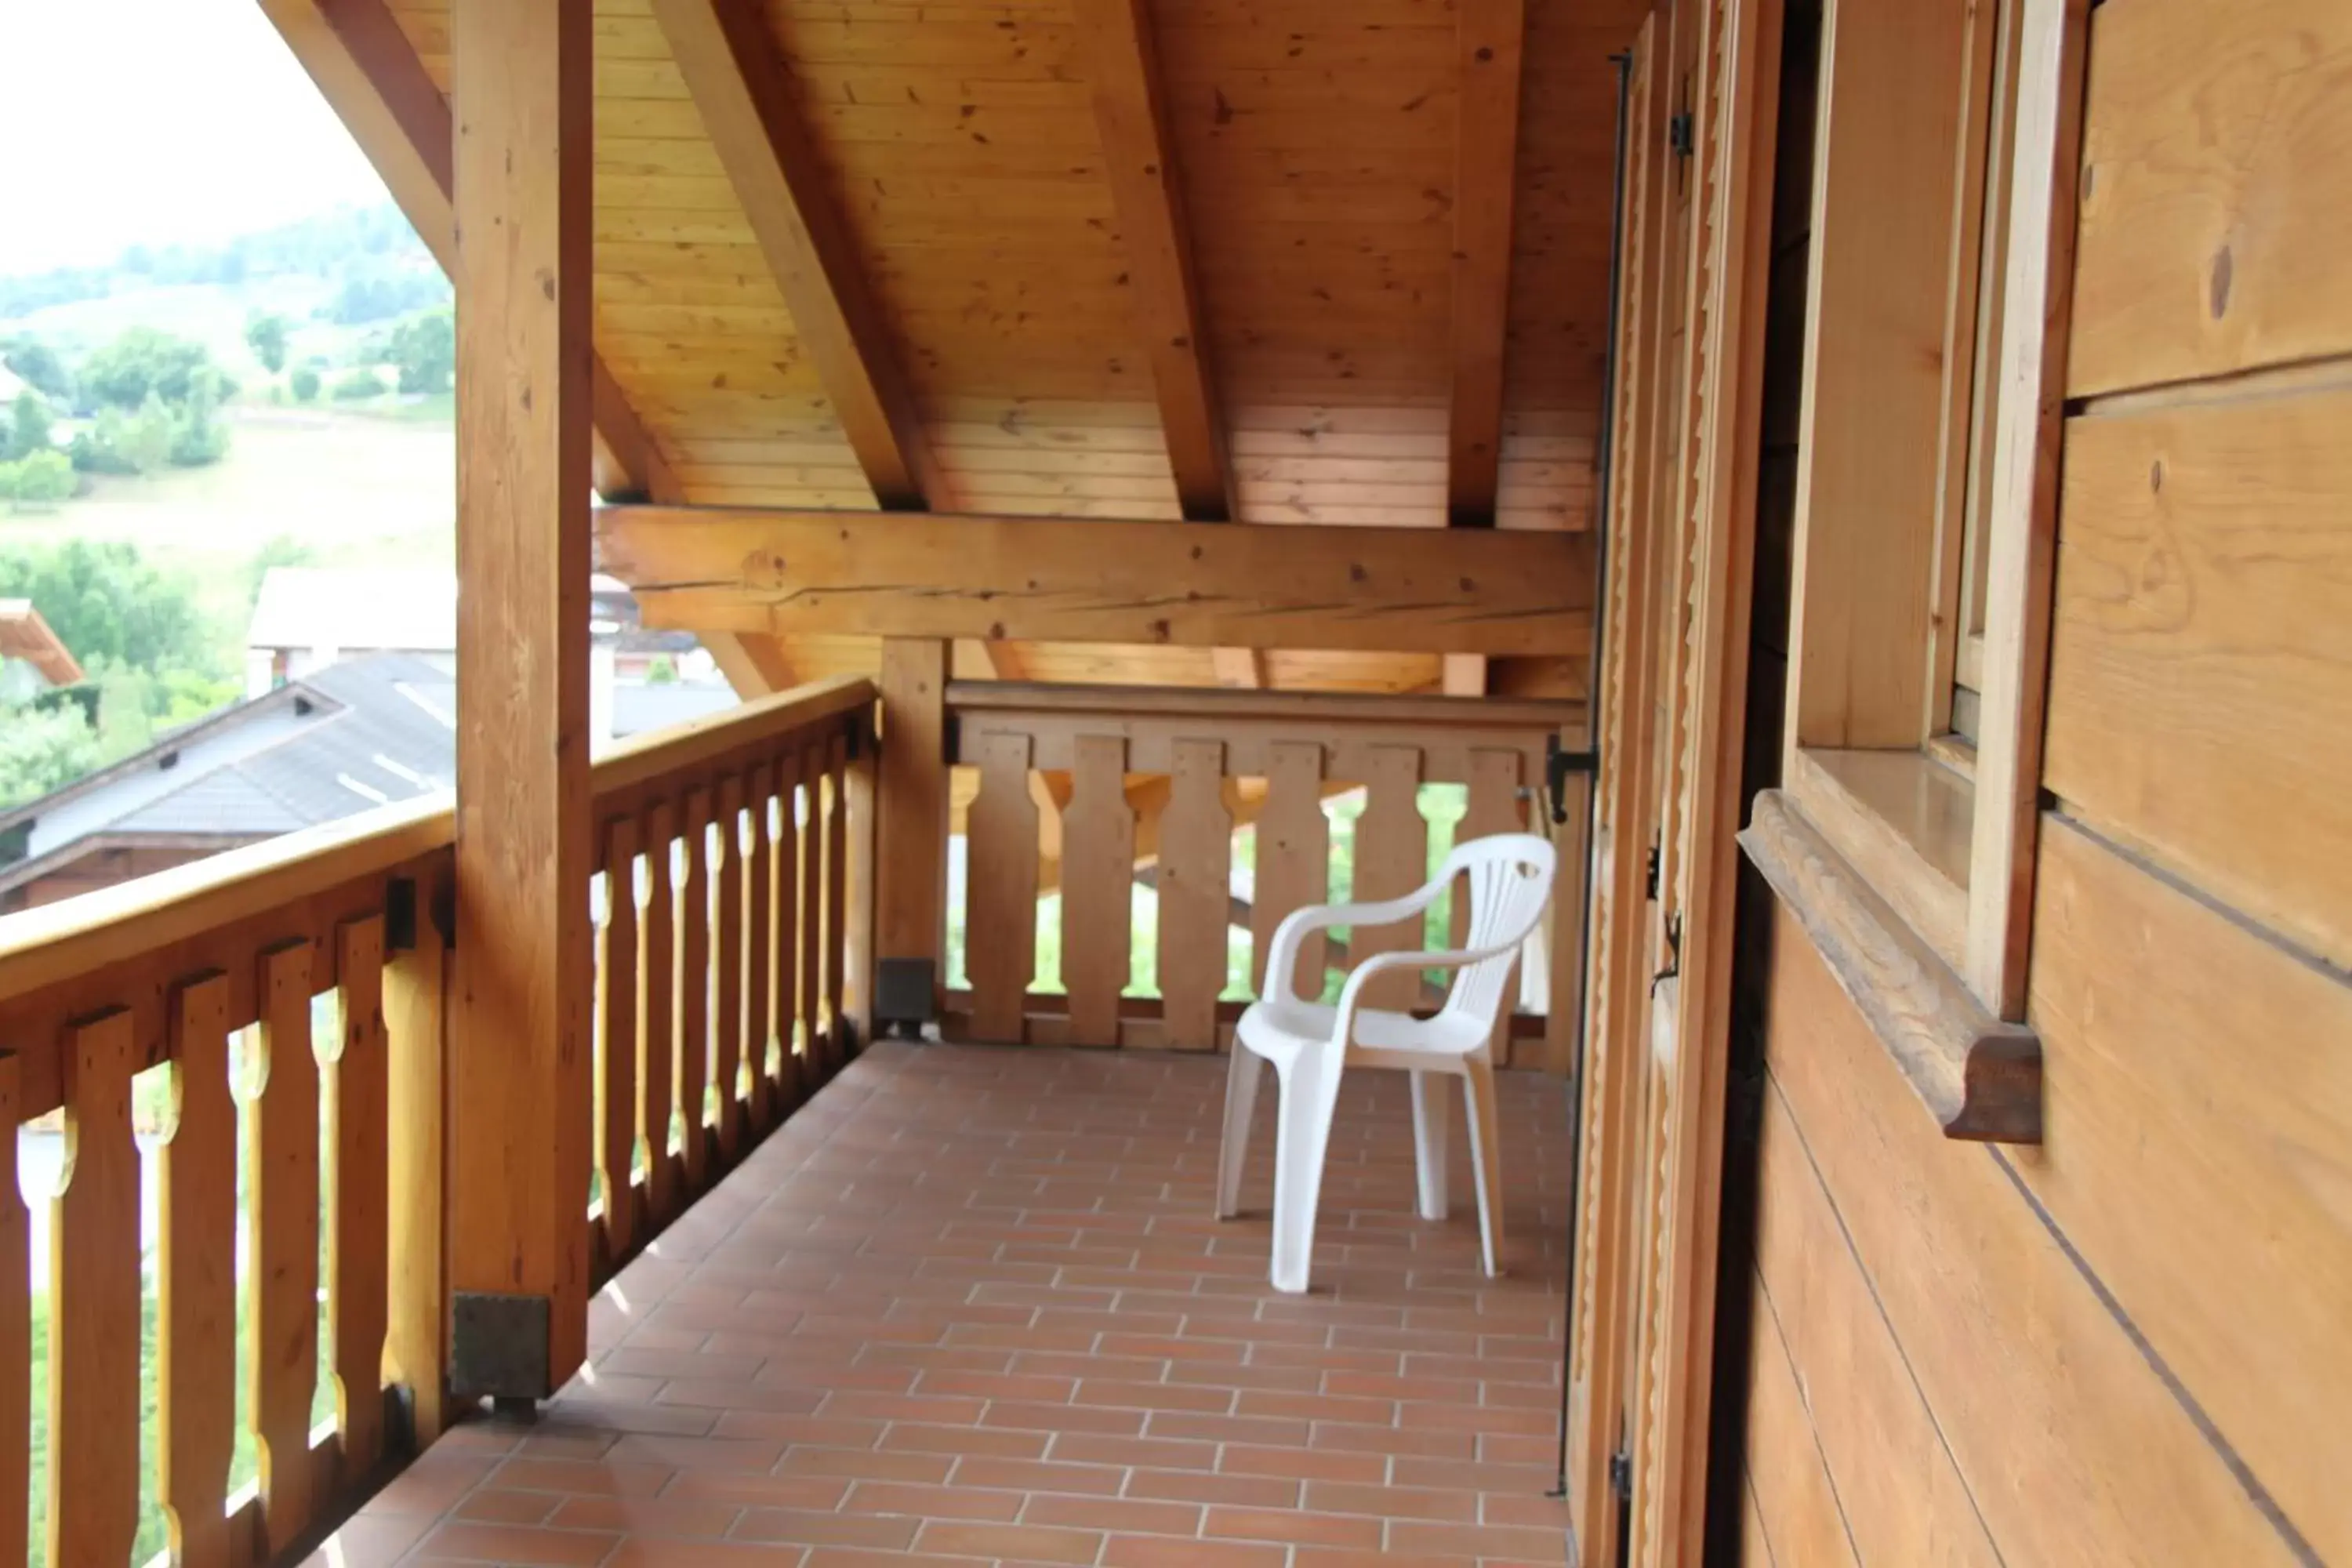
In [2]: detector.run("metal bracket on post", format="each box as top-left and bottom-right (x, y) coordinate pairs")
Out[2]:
(875, 957), (938, 1039)
(451, 1291), (551, 1403)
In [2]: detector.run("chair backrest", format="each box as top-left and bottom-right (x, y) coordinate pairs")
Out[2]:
(1436, 833), (1559, 1027)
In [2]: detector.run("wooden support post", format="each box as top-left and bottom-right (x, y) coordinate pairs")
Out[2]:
(383, 869), (450, 1445)
(841, 709), (880, 1048)
(875, 638), (949, 1030)
(448, 0), (595, 1400)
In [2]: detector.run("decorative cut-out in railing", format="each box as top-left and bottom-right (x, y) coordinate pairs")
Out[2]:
(941, 683), (1583, 1060)
(0, 674), (880, 1568)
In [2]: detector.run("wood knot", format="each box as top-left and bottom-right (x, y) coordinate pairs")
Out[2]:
(2149, 459), (2164, 494)
(2209, 245), (2233, 320)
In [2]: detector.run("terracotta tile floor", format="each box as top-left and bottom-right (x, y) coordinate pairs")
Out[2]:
(310, 1040), (1576, 1566)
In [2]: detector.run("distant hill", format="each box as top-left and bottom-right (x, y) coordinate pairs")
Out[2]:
(1, 205), (452, 401)
(0, 205), (441, 320)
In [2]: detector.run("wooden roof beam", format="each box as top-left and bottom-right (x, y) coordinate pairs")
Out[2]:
(651, 0), (945, 512)
(1446, 0), (1530, 526)
(594, 505), (1594, 655)
(1073, 0), (1234, 524)
(260, 0), (676, 505)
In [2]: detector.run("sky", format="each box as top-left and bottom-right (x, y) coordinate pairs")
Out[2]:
(0, 0), (393, 274)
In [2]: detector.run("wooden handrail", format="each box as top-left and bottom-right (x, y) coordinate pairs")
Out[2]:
(591, 673), (873, 799)
(0, 676), (877, 1008)
(947, 680), (1584, 733)
(0, 671), (884, 1563)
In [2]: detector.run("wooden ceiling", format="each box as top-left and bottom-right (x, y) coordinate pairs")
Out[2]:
(281, 0), (1641, 695)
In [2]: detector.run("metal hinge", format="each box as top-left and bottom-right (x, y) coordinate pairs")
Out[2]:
(1544, 735), (1599, 826)
(1668, 111), (1695, 158)
(1608, 1446), (1634, 1499)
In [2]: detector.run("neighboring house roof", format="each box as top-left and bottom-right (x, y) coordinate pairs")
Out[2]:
(0, 652), (739, 899)
(0, 600), (85, 687)
(612, 681), (742, 735)
(248, 567), (459, 654)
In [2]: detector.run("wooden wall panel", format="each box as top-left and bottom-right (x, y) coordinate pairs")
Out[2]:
(1740, 1274), (1859, 1568)
(2067, 0), (2352, 397)
(2019, 817), (2352, 1562)
(1759, 906), (2303, 1566)
(2042, 385), (2352, 971)
(1751, 1073), (1999, 1568)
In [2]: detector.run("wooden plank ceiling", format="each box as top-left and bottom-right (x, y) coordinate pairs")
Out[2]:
(362, 0), (1640, 695)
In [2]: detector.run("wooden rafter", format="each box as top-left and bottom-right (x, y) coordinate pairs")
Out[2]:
(651, 0), (945, 513)
(1073, 0), (1234, 524)
(594, 505), (1594, 655)
(260, 0), (798, 696)
(1446, 0), (1531, 526)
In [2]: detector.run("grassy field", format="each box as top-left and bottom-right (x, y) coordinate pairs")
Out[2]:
(0, 408), (455, 668)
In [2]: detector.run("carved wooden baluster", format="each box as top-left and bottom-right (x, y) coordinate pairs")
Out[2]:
(641, 799), (680, 1222)
(329, 916), (391, 1473)
(1454, 749), (1530, 1060)
(0, 1057), (24, 1568)
(714, 773), (747, 1158)
(159, 974), (237, 1568)
(968, 731), (1040, 1044)
(679, 785), (713, 1187)
(1253, 742), (1330, 1003)
(797, 744), (826, 1069)
(1160, 739), (1234, 1051)
(770, 753), (803, 1095)
(246, 939), (319, 1553)
(1062, 734), (1134, 1047)
(600, 819), (641, 1256)
(386, 872), (451, 1446)
(1352, 746), (1429, 1012)
(49, 1008), (141, 1566)
(826, 734), (850, 1054)
(744, 760), (776, 1130)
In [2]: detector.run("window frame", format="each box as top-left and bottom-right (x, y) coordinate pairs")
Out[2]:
(1777, 0), (2084, 1022)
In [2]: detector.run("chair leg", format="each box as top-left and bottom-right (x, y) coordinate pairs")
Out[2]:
(1463, 1055), (1506, 1278)
(1268, 1051), (1345, 1294)
(1408, 1071), (1450, 1221)
(1216, 1044), (1265, 1219)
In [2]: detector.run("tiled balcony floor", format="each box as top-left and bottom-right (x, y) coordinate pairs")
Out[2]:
(311, 1039), (1577, 1567)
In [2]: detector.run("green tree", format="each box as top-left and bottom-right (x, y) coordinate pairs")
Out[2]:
(169, 371), (231, 467)
(389, 309), (456, 394)
(2, 337), (71, 401)
(126, 395), (177, 475)
(81, 328), (218, 409)
(0, 540), (212, 673)
(332, 367), (386, 401)
(0, 705), (102, 809)
(5, 389), (49, 460)
(245, 311), (291, 375)
(1, 450), (74, 511)
(289, 364), (321, 402)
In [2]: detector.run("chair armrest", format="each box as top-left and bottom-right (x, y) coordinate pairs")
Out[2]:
(1261, 884), (1449, 1008)
(1330, 935), (1526, 1046)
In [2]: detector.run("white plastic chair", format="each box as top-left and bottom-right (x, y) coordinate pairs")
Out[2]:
(1217, 833), (1559, 1294)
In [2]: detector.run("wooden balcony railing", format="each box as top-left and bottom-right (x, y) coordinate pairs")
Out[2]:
(0, 674), (875, 1566)
(942, 683), (1586, 1065)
